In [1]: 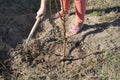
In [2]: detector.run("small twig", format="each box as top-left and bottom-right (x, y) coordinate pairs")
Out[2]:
(0, 61), (7, 71)
(50, 0), (67, 60)
(49, 0), (62, 38)
(54, 0), (64, 21)
(59, 0), (67, 60)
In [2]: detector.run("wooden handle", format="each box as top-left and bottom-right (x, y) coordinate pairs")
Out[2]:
(25, 18), (41, 46)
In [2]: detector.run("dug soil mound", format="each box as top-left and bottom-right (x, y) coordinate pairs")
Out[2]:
(0, 11), (119, 80)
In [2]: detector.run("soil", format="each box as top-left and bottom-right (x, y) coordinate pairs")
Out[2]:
(0, 1), (120, 80)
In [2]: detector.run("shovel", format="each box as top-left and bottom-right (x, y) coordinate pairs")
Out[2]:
(24, 17), (41, 47)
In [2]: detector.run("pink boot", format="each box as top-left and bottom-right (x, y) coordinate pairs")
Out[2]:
(66, 24), (83, 37)
(51, 12), (69, 19)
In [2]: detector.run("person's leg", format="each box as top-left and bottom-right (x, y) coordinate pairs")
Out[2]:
(67, 0), (86, 36)
(74, 0), (86, 26)
(60, 0), (70, 12)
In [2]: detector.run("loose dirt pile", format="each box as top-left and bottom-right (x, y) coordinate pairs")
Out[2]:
(0, 1), (120, 79)
(0, 11), (119, 80)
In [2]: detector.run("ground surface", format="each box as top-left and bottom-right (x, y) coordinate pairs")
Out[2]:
(0, 0), (120, 80)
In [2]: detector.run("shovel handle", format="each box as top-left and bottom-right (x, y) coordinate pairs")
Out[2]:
(25, 18), (41, 46)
